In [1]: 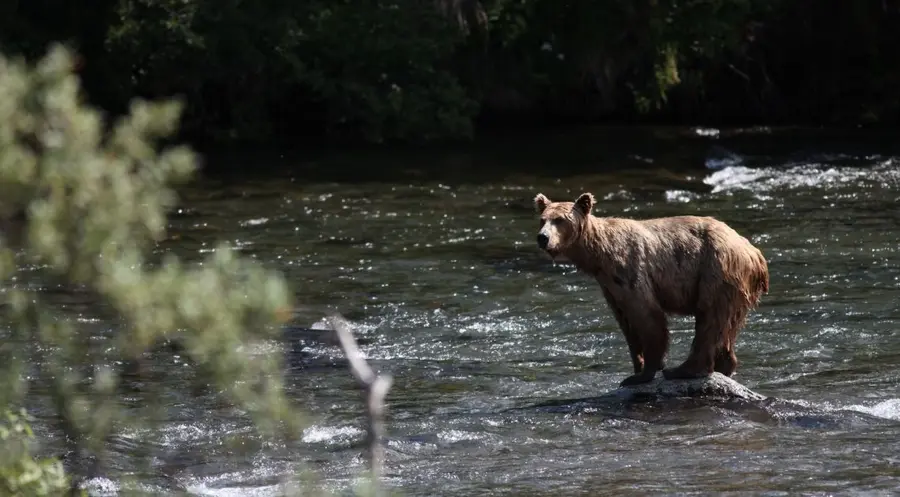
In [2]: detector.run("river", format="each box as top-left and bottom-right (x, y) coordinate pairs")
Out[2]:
(17, 127), (900, 495)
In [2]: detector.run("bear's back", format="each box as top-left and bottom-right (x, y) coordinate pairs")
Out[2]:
(598, 215), (758, 315)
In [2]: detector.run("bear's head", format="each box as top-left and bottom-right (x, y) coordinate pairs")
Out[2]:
(533, 192), (596, 258)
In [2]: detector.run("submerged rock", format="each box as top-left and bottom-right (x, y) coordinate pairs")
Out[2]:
(615, 373), (767, 402)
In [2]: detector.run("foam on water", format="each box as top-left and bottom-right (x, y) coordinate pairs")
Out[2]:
(704, 157), (898, 195)
(301, 424), (364, 444)
(845, 399), (900, 421)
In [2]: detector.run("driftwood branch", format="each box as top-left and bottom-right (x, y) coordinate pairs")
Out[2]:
(325, 314), (392, 492)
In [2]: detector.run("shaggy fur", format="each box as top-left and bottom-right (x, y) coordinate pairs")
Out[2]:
(534, 192), (769, 386)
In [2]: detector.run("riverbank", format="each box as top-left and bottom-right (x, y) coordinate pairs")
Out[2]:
(193, 124), (900, 179)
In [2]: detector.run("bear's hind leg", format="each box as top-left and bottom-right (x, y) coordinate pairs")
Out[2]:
(662, 308), (719, 380)
(619, 308), (669, 387)
(714, 303), (750, 376)
(713, 347), (738, 376)
(664, 281), (750, 380)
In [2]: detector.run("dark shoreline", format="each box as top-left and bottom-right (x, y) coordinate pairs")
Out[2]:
(190, 124), (900, 182)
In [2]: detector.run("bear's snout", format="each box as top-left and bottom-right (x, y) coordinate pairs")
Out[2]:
(536, 233), (549, 249)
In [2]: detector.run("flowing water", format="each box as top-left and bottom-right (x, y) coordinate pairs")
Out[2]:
(11, 127), (900, 495)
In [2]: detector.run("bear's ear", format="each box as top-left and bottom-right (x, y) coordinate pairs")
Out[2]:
(534, 193), (550, 213)
(573, 192), (595, 216)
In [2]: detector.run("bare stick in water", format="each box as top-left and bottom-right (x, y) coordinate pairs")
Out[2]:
(326, 314), (392, 491)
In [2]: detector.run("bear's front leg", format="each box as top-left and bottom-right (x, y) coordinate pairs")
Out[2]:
(601, 288), (645, 375)
(617, 307), (669, 387)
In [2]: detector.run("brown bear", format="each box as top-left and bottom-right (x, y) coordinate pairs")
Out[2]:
(533, 192), (769, 386)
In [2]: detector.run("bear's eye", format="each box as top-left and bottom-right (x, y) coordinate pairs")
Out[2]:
(551, 217), (564, 224)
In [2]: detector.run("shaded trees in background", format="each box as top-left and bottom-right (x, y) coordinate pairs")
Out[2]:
(1, 0), (478, 144)
(1, 0), (899, 145)
(472, 0), (763, 120)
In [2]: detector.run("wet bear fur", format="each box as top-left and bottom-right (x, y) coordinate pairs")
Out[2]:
(534, 192), (769, 386)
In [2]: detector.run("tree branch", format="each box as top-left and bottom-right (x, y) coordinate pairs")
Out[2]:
(325, 314), (392, 493)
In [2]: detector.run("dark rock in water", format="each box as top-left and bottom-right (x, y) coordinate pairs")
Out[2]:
(615, 373), (767, 402)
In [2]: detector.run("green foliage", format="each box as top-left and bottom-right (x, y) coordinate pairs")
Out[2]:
(477, 0), (760, 114)
(0, 410), (73, 497)
(105, 0), (300, 140)
(295, 1), (477, 142)
(3, 0), (900, 145)
(0, 44), (305, 492)
(101, 0), (477, 143)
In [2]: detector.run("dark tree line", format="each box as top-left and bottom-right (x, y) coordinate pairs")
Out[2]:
(2, 0), (899, 145)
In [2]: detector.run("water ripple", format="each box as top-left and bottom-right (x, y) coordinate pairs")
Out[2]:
(17, 147), (900, 496)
